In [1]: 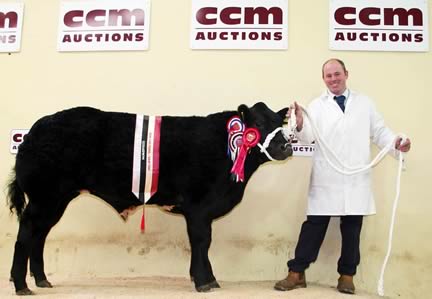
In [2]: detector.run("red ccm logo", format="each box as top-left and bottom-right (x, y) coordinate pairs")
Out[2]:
(63, 9), (145, 27)
(10, 130), (29, 154)
(196, 6), (283, 25)
(12, 132), (26, 143)
(334, 7), (424, 26)
(0, 10), (18, 44)
(0, 10), (18, 28)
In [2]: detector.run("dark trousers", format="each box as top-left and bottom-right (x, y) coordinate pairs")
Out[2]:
(288, 215), (363, 276)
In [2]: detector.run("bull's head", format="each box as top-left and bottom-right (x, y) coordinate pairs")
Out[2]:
(238, 102), (293, 161)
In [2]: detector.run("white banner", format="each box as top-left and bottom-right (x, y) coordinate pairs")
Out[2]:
(329, 0), (429, 52)
(190, 0), (288, 49)
(292, 140), (315, 157)
(57, 0), (151, 52)
(10, 129), (29, 154)
(0, 3), (24, 53)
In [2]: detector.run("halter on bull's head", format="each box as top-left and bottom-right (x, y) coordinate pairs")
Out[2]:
(237, 102), (293, 161)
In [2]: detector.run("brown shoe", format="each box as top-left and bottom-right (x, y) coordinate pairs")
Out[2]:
(274, 271), (307, 291)
(337, 275), (355, 294)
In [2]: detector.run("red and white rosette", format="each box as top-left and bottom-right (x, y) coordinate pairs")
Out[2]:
(227, 116), (245, 161)
(230, 128), (261, 182)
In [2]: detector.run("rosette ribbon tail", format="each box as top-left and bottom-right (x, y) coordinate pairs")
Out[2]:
(230, 128), (261, 182)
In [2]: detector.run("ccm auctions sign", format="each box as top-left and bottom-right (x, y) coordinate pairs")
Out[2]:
(330, 0), (429, 52)
(190, 0), (288, 49)
(57, 0), (151, 52)
(10, 129), (28, 154)
(0, 3), (24, 52)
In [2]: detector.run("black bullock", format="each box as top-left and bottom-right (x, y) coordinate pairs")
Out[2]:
(7, 102), (292, 295)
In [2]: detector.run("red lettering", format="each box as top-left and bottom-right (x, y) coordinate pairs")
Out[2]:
(334, 32), (345, 41)
(108, 9), (145, 26)
(65, 9), (145, 27)
(274, 32), (282, 40)
(135, 33), (144, 41)
(359, 32), (368, 41)
(244, 7), (283, 25)
(196, 7), (217, 25)
(64, 10), (84, 27)
(389, 33), (399, 41)
(86, 9), (105, 27)
(62, 34), (72, 42)
(13, 133), (25, 143)
(414, 33), (423, 42)
(359, 7), (380, 25)
(334, 7), (356, 25)
(0, 11), (18, 28)
(196, 6), (283, 25)
(335, 6), (424, 27)
(401, 33), (412, 42)
(384, 8), (423, 26)
(220, 7), (241, 25)
(195, 32), (205, 40)
(84, 34), (92, 42)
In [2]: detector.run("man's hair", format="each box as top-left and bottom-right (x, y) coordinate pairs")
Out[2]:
(322, 58), (347, 76)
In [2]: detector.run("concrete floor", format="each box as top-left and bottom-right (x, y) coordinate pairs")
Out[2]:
(1, 276), (384, 299)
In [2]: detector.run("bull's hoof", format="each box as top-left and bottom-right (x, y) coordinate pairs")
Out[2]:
(208, 280), (221, 288)
(36, 279), (53, 288)
(195, 284), (212, 292)
(195, 280), (220, 292)
(16, 288), (34, 295)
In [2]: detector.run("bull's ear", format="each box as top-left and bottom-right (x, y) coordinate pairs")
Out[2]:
(238, 104), (254, 126)
(277, 107), (289, 120)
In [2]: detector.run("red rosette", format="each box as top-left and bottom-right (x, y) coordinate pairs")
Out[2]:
(230, 128), (261, 182)
(243, 128), (260, 147)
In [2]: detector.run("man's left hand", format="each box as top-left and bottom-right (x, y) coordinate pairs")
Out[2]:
(395, 137), (411, 152)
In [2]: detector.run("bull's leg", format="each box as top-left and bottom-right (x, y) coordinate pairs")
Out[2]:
(11, 194), (74, 295)
(189, 250), (220, 290)
(29, 229), (52, 288)
(29, 195), (73, 289)
(186, 217), (218, 292)
(10, 202), (37, 295)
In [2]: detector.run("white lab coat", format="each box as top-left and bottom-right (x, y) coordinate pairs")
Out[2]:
(296, 90), (396, 215)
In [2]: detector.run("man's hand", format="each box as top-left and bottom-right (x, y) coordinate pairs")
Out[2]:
(395, 137), (411, 152)
(286, 101), (304, 131)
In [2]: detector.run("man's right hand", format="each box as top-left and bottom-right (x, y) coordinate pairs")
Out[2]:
(291, 101), (303, 131)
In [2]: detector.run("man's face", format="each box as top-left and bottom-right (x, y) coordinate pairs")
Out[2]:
(322, 61), (348, 95)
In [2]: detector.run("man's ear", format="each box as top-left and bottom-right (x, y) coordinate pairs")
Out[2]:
(277, 107), (289, 120)
(238, 104), (254, 126)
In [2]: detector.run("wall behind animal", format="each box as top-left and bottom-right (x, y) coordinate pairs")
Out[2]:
(1, 1), (431, 298)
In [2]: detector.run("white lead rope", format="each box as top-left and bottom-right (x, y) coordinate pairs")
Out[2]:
(292, 105), (406, 297)
(377, 150), (404, 296)
(299, 106), (404, 175)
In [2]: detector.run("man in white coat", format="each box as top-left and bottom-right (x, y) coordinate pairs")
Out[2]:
(274, 59), (411, 294)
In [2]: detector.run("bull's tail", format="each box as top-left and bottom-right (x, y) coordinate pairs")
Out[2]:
(7, 170), (26, 220)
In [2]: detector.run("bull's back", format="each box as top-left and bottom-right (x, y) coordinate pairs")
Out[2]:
(15, 107), (134, 193)
(18, 107), (105, 165)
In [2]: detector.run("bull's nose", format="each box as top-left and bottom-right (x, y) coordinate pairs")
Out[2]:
(281, 143), (290, 151)
(282, 143), (293, 157)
